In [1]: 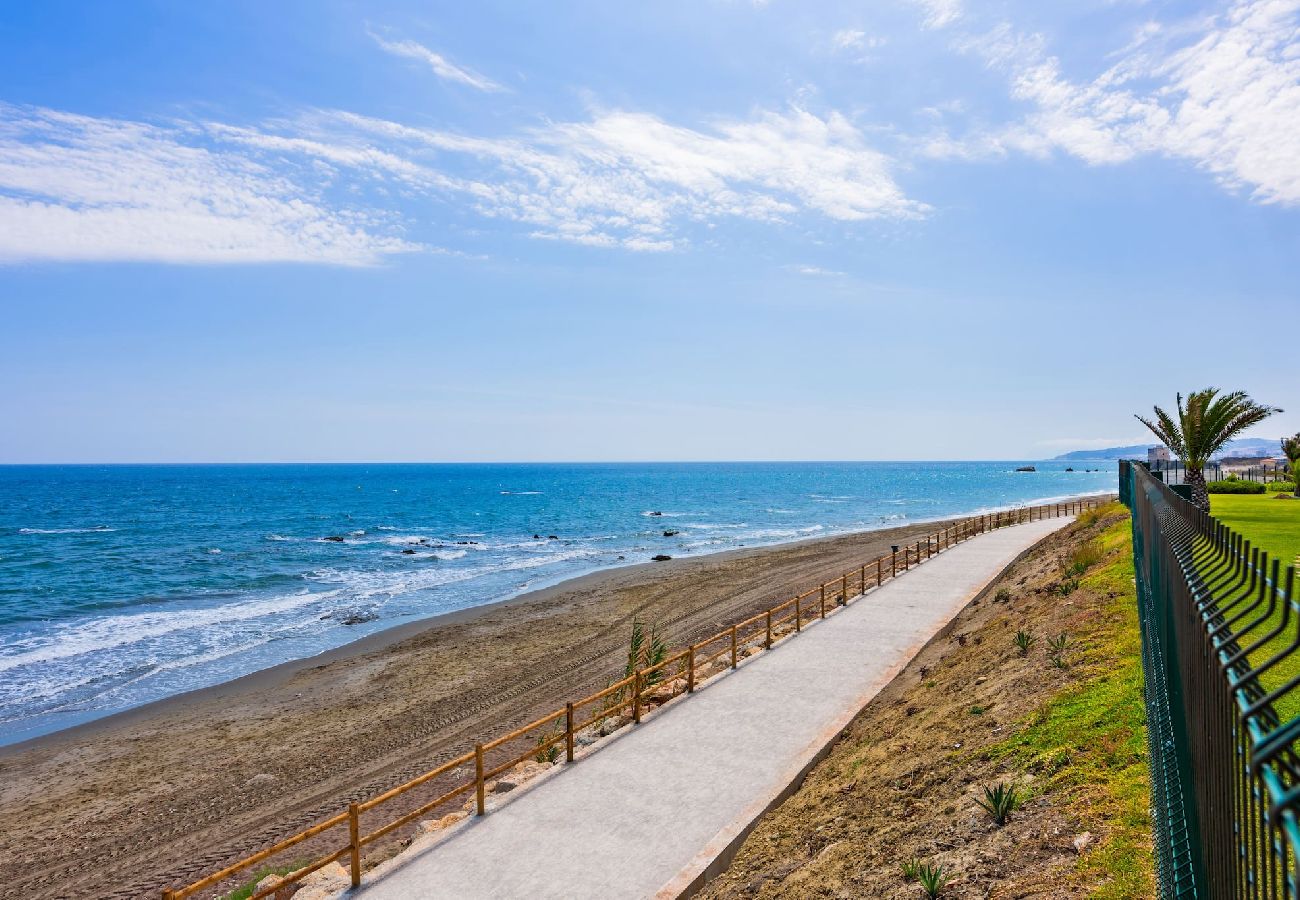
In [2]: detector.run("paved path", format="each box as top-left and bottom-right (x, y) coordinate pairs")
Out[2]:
(352, 518), (1070, 900)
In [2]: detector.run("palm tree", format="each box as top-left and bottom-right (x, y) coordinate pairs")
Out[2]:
(1283, 434), (1300, 498)
(1135, 389), (1282, 512)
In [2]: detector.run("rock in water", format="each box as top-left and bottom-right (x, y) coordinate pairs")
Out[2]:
(651, 554), (672, 561)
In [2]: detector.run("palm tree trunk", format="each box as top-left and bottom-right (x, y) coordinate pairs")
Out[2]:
(1185, 465), (1210, 512)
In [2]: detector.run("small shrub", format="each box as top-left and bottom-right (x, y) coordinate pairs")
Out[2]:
(969, 705), (985, 715)
(534, 728), (562, 764)
(1066, 539), (1104, 575)
(1207, 480), (1266, 494)
(1049, 653), (1069, 670)
(915, 862), (950, 898)
(976, 782), (1021, 826)
(900, 857), (922, 880)
(1075, 504), (1112, 527)
(1054, 576), (1080, 596)
(1014, 629), (1036, 655)
(994, 587), (1012, 603)
(1047, 632), (1070, 653)
(626, 618), (669, 685)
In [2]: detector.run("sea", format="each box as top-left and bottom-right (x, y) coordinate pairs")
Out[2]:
(0, 461), (1116, 745)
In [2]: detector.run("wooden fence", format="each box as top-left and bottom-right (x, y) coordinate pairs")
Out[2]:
(163, 497), (1108, 899)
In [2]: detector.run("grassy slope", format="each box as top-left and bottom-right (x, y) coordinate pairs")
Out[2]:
(698, 505), (1152, 898)
(985, 514), (1151, 897)
(1210, 493), (1300, 567)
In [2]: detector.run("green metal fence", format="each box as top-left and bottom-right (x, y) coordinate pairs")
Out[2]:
(1122, 459), (1300, 897)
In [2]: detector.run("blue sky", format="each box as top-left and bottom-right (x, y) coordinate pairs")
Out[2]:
(1, 0), (1296, 462)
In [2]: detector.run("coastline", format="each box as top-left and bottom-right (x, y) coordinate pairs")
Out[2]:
(0, 491), (1111, 900)
(0, 486), (1113, 756)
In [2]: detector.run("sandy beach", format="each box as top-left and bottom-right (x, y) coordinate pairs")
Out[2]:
(0, 508), (1088, 900)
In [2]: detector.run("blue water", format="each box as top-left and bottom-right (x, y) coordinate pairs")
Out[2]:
(0, 462), (1115, 744)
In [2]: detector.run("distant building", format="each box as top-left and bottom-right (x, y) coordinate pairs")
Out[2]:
(1148, 446), (1171, 465)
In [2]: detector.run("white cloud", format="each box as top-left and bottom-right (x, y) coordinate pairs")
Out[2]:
(911, 0), (962, 29)
(0, 105), (419, 265)
(785, 264), (846, 276)
(833, 28), (868, 50)
(0, 99), (923, 264)
(369, 31), (503, 92)
(300, 106), (926, 251)
(936, 0), (1300, 205)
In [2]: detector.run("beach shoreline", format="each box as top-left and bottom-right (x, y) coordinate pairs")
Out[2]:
(0, 492), (1111, 900)
(0, 487), (1112, 756)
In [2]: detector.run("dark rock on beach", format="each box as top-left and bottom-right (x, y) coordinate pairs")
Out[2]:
(651, 554), (672, 561)
(339, 611), (379, 626)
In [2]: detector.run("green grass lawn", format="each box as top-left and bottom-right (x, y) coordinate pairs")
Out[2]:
(1206, 493), (1300, 718)
(1210, 493), (1300, 569)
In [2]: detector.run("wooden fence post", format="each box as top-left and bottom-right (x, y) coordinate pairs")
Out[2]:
(765, 611), (773, 650)
(891, 549), (896, 578)
(687, 646), (696, 693)
(730, 625), (738, 669)
(348, 802), (362, 888)
(860, 564), (866, 594)
(474, 744), (486, 816)
(565, 702), (575, 762)
(795, 596), (802, 631)
(632, 671), (642, 723)
(877, 557), (882, 586)
(840, 574), (847, 608)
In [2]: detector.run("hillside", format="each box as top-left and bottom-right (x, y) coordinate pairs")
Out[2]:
(1054, 437), (1280, 461)
(699, 503), (1152, 898)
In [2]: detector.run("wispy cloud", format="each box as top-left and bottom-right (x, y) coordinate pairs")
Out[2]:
(785, 264), (846, 276)
(0, 105), (420, 266)
(369, 30), (503, 92)
(0, 100), (924, 264)
(283, 106), (927, 251)
(928, 0), (1300, 205)
(911, 0), (962, 29)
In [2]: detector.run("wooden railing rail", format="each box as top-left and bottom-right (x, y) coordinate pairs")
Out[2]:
(162, 496), (1109, 899)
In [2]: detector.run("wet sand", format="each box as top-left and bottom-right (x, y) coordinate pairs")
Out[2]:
(0, 509), (1086, 899)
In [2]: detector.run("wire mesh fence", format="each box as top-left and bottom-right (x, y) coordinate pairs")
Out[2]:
(1122, 459), (1300, 898)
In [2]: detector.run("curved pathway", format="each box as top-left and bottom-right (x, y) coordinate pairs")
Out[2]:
(351, 517), (1070, 900)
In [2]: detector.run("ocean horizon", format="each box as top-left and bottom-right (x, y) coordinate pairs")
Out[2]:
(0, 461), (1116, 745)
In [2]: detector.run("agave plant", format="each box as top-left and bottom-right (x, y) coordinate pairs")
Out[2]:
(1283, 434), (1300, 498)
(1013, 629), (1036, 656)
(1135, 389), (1281, 511)
(915, 862), (950, 898)
(976, 782), (1021, 826)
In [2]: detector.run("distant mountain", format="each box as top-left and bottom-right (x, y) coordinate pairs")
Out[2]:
(1053, 437), (1282, 461)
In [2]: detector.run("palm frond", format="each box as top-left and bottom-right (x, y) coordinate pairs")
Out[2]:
(1136, 388), (1281, 468)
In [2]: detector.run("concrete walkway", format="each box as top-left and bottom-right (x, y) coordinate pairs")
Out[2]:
(352, 518), (1070, 900)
